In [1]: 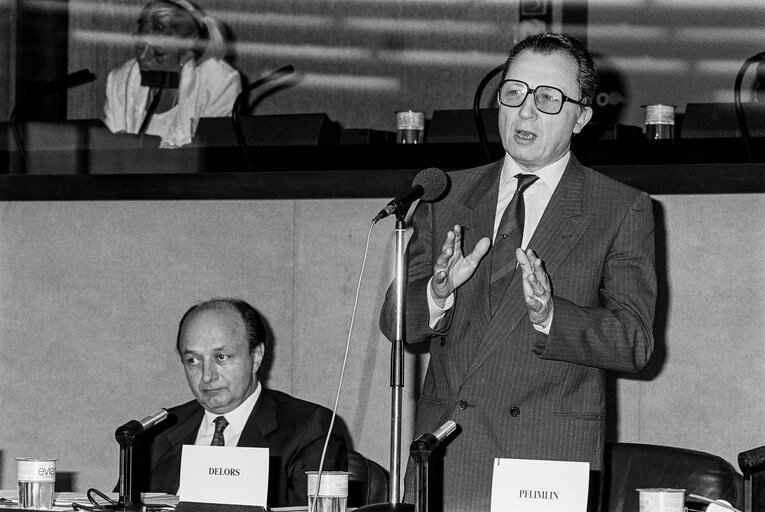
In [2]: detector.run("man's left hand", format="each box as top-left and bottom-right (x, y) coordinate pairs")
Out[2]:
(516, 248), (553, 328)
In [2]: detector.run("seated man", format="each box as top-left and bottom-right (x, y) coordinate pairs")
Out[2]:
(132, 298), (347, 507)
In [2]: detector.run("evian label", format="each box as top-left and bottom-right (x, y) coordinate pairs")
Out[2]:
(645, 104), (675, 125)
(306, 471), (348, 497)
(396, 110), (425, 130)
(17, 458), (56, 482)
(638, 488), (685, 512)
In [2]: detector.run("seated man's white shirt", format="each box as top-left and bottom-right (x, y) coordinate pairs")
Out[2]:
(194, 381), (261, 447)
(427, 152), (569, 334)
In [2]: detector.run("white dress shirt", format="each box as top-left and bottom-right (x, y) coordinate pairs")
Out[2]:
(427, 152), (570, 332)
(194, 380), (261, 447)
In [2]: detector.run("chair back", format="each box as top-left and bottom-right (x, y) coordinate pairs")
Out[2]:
(347, 450), (389, 507)
(738, 445), (765, 512)
(602, 442), (744, 512)
(472, 64), (504, 164)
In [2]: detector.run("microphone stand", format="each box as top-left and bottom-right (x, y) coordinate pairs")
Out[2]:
(409, 439), (432, 512)
(734, 50), (765, 162)
(113, 422), (144, 511)
(9, 68), (95, 174)
(232, 64), (295, 172)
(357, 212), (414, 512)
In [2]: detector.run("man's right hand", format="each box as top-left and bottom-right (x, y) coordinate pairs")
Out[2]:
(430, 224), (491, 308)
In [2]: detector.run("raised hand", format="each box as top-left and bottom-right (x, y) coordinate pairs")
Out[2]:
(516, 248), (554, 327)
(431, 225), (491, 307)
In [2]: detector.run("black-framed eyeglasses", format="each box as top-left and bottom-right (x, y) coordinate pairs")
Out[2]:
(497, 79), (586, 115)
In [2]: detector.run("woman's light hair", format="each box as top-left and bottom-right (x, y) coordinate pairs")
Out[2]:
(140, 0), (227, 62)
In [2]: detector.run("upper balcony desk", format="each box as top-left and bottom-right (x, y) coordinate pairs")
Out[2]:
(0, 137), (763, 200)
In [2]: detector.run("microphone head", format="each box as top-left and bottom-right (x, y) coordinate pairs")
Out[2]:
(413, 167), (448, 202)
(60, 69), (96, 89)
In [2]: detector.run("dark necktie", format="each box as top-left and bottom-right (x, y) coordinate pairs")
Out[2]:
(211, 416), (228, 446)
(490, 173), (539, 312)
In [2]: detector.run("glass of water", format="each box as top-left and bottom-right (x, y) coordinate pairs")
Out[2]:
(17, 457), (57, 510)
(306, 471), (348, 512)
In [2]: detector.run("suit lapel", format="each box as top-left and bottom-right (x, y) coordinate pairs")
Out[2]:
(165, 404), (204, 447)
(457, 161), (502, 343)
(527, 155), (593, 278)
(461, 156), (593, 382)
(150, 402), (203, 493)
(238, 389), (276, 448)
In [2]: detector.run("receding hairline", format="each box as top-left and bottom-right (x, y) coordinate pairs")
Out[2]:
(176, 299), (265, 355)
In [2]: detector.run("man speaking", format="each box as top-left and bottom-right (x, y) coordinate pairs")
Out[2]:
(380, 33), (656, 511)
(132, 298), (347, 507)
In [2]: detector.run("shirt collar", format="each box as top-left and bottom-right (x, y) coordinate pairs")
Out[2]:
(500, 151), (570, 193)
(202, 380), (261, 437)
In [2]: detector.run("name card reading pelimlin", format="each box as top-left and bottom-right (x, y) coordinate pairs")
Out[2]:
(178, 445), (269, 506)
(490, 458), (590, 512)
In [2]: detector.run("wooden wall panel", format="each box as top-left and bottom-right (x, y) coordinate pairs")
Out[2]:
(0, 194), (762, 492)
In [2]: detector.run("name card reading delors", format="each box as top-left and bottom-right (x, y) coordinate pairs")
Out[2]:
(490, 458), (590, 512)
(178, 445), (269, 506)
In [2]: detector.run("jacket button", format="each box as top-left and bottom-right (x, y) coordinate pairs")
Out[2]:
(457, 399), (469, 410)
(509, 406), (521, 417)
(439, 336), (446, 347)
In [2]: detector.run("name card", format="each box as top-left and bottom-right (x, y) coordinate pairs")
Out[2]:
(178, 445), (269, 506)
(490, 458), (590, 512)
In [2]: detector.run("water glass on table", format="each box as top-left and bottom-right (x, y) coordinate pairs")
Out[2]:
(306, 471), (348, 512)
(17, 457), (57, 510)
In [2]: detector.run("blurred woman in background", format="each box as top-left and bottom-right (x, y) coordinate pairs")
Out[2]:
(104, 0), (241, 148)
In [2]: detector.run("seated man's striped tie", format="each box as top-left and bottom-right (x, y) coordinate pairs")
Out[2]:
(211, 416), (228, 446)
(490, 173), (539, 313)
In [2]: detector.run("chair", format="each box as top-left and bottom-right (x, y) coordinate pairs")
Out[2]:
(738, 445), (765, 512)
(733, 50), (765, 161)
(472, 64), (504, 164)
(346, 450), (390, 507)
(602, 442), (744, 512)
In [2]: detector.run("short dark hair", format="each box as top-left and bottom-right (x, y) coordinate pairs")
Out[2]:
(176, 298), (267, 355)
(501, 32), (598, 107)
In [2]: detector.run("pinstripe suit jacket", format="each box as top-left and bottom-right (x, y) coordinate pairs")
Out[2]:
(380, 155), (656, 512)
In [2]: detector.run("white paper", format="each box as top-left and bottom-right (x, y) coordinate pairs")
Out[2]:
(178, 445), (269, 506)
(490, 458), (590, 512)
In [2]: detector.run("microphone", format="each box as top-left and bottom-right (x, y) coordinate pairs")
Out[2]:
(373, 167), (449, 222)
(10, 68), (96, 173)
(115, 409), (168, 437)
(140, 69), (180, 89)
(232, 64), (296, 171)
(37, 69), (96, 94)
(411, 420), (457, 452)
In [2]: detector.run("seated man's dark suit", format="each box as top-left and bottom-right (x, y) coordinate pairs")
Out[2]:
(131, 388), (348, 507)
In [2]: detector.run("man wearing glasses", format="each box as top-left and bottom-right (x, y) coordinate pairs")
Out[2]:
(380, 33), (656, 512)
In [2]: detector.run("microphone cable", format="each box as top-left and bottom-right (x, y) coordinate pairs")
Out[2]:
(309, 220), (375, 512)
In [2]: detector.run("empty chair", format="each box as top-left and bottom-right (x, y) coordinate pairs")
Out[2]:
(346, 450), (389, 507)
(738, 445), (765, 512)
(602, 442), (744, 512)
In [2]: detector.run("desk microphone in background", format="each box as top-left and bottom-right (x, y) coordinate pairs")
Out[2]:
(116, 408), (168, 436)
(113, 409), (169, 511)
(10, 68), (97, 173)
(410, 420), (458, 452)
(372, 167), (449, 222)
(232, 64), (296, 171)
(406, 420), (458, 512)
